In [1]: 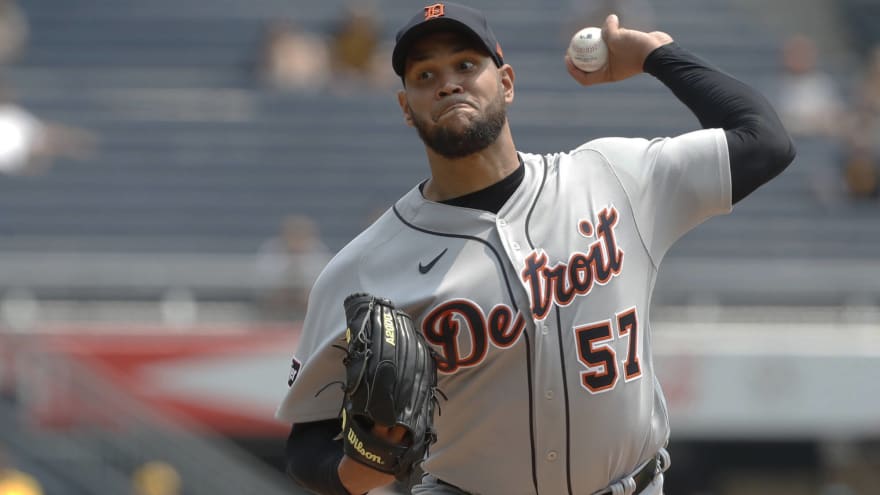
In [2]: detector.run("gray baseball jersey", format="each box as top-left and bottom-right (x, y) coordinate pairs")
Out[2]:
(277, 128), (731, 494)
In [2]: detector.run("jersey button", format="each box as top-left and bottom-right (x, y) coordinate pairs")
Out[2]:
(511, 242), (521, 250)
(546, 451), (558, 462)
(544, 390), (554, 400)
(497, 219), (508, 227)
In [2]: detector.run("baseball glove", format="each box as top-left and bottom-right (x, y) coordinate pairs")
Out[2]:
(337, 293), (439, 478)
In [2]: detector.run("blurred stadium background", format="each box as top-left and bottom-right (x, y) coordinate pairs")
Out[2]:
(0, 0), (878, 493)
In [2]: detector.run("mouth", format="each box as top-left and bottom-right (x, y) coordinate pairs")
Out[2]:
(436, 102), (473, 120)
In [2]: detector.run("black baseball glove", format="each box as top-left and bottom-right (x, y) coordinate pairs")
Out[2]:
(337, 293), (439, 478)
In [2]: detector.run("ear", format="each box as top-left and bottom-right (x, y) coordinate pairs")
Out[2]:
(499, 64), (515, 104)
(397, 90), (415, 127)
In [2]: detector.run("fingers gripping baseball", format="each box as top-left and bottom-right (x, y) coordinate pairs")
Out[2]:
(566, 14), (674, 86)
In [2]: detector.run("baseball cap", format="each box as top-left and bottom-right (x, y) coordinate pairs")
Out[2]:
(392, 2), (504, 77)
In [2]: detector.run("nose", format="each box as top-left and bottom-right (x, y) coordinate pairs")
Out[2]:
(436, 78), (464, 99)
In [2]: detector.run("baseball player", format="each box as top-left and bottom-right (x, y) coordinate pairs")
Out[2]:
(278, 2), (795, 495)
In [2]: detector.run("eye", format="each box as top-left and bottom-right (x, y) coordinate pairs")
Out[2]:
(458, 60), (476, 71)
(416, 70), (433, 81)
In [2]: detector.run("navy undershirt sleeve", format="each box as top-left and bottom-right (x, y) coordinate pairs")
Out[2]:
(644, 42), (796, 204)
(285, 419), (352, 495)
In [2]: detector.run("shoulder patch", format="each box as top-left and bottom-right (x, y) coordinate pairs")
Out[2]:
(287, 357), (302, 387)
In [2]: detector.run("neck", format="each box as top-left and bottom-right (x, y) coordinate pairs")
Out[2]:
(422, 125), (519, 201)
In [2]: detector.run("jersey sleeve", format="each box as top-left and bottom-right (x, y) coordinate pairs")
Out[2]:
(274, 252), (361, 424)
(578, 128), (732, 265)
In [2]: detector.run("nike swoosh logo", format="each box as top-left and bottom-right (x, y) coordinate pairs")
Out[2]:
(419, 248), (448, 274)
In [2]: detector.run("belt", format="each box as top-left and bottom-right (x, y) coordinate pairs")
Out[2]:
(594, 450), (667, 495)
(630, 456), (658, 494)
(435, 451), (665, 495)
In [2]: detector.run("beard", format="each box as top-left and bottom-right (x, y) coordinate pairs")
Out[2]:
(410, 92), (507, 159)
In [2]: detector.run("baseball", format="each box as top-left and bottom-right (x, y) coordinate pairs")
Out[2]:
(567, 27), (608, 72)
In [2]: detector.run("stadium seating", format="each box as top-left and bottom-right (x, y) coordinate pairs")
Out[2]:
(837, 0), (880, 58)
(2, 0), (876, 305)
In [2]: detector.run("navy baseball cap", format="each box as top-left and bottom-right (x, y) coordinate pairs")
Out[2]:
(392, 2), (504, 77)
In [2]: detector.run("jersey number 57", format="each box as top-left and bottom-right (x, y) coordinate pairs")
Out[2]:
(573, 307), (642, 394)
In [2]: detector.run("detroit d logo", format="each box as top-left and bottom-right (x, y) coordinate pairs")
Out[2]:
(424, 3), (445, 20)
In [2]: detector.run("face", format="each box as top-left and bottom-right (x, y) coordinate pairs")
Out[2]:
(397, 31), (514, 159)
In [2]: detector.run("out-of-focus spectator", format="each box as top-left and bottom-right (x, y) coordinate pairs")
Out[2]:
(131, 460), (181, 495)
(776, 34), (845, 139)
(328, 3), (393, 91)
(859, 46), (880, 111)
(842, 146), (878, 199)
(0, 0), (28, 65)
(839, 45), (880, 201)
(258, 19), (330, 93)
(255, 214), (332, 320)
(0, 447), (43, 495)
(841, 107), (878, 200)
(0, 85), (97, 176)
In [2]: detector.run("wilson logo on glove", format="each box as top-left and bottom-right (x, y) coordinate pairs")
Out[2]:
(346, 428), (384, 464)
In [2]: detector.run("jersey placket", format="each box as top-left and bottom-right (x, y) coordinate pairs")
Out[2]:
(496, 214), (572, 495)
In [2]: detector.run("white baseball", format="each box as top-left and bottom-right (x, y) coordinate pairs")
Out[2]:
(567, 27), (607, 72)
